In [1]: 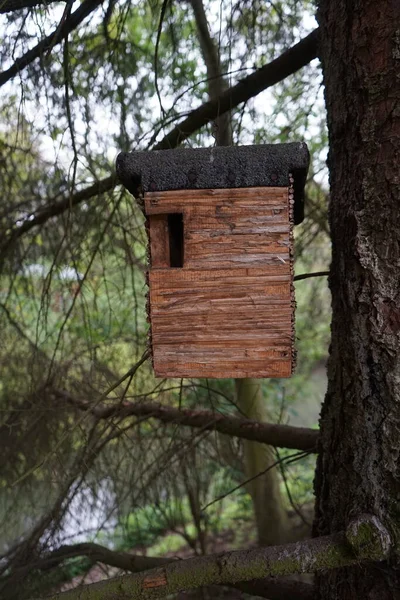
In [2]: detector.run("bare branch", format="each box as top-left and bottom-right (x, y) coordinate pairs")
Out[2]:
(0, 0), (105, 87)
(5, 542), (171, 578)
(154, 0), (171, 117)
(190, 0), (232, 145)
(0, 175), (116, 259)
(0, 0), (66, 12)
(152, 29), (319, 150)
(10, 352), (149, 488)
(54, 389), (319, 452)
(4, 541), (315, 600)
(35, 515), (390, 600)
(294, 270), (329, 281)
(0, 30), (318, 255)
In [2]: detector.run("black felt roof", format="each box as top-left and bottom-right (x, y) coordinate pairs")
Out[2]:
(116, 143), (309, 224)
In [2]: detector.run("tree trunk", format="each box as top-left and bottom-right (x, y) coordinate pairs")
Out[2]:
(314, 1), (400, 597)
(235, 379), (290, 545)
(189, 0), (232, 146)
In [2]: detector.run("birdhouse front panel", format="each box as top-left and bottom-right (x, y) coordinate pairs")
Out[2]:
(116, 143), (309, 379)
(146, 187), (293, 378)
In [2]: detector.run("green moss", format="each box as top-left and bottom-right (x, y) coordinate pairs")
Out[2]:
(346, 515), (391, 560)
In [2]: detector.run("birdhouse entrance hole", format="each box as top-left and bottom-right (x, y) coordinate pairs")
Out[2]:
(168, 213), (184, 267)
(148, 212), (184, 268)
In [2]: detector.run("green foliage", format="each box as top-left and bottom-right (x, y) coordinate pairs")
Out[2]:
(61, 557), (93, 580)
(100, 478), (255, 556)
(113, 500), (190, 549)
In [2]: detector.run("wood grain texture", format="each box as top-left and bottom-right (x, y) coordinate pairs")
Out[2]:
(149, 214), (170, 267)
(146, 187), (294, 378)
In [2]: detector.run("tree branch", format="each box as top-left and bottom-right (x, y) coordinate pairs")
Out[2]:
(6, 542), (171, 577)
(0, 29), (318, 256)
(189, 0), (232, 145)
(0, 0), (105, 87)
(152, 28), (319, 150)
(34, 515), (390, 600)
(294, 271), (329, 282)
(53, 389), (319, 452)
(4, 541), (315, 600)
(0, 0), (66, 12)
(0, 175), (116, 259)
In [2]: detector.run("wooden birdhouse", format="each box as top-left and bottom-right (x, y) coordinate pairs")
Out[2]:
(116, 143), (309, 379)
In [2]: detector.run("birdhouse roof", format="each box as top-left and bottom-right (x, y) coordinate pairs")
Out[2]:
(117, 142), (309, 224)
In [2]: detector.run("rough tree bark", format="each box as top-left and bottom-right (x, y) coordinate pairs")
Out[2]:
(314, 0), (400, 597)
(190, 0), (290, 546)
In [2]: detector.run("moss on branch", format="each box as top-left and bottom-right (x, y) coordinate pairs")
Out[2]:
(36, 516), (391, 600)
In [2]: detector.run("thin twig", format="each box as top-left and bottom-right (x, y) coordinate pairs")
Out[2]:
(201, 450), (310, 512)
(294, 270), (329, 281)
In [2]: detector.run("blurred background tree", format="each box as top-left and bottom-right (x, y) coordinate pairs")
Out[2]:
(0, 1), (329, 598)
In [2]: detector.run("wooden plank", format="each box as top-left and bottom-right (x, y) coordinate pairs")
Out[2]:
(154, 347), (290, 359)
(151, 337), (292, 349)
(149, 275), (291, 296)
(187, 212), (290, 228)
(153, 361), (292, 379)
(185, 255), (289, 268)
(151, 318), (292, 332)
(150, 266), (291, 283)
(186, 230), (289, 242)
(150, 298), (292, 313)
(145, 187), (289, 215)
